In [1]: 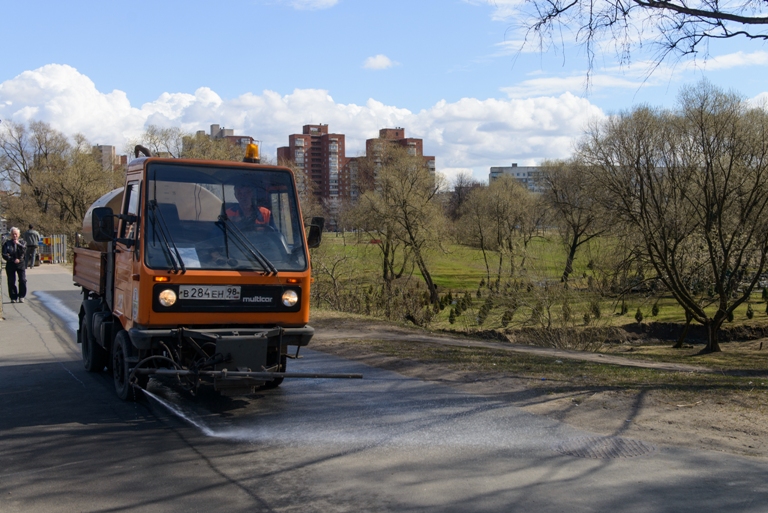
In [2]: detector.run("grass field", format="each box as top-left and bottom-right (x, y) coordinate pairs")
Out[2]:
(311, 232), (768, 333)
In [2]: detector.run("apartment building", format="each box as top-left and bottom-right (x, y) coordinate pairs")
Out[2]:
(277, 125), (435, 205)
(489, 163), (543, 192)
(349, 127), (436, 197)
(195, 124), (255, 150)
(276, 124), (348, 205)
(92, 145), (127, 171)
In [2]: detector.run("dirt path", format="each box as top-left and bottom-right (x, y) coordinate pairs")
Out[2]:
(314, 326), (714, 374)
(309, 313), (768, 459)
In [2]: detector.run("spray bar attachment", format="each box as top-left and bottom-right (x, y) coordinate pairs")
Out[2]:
(133, 368), (363, 380)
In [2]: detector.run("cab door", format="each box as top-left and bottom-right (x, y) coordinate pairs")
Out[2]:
(114, 179), (141, 328)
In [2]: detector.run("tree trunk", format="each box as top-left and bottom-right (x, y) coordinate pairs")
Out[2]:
(562, 239), (578, 282)
(479, 239), (490, 286)
(496, 251), (504, 287)
(702, 319), (723, 353)
(414, 253), (439, 303)
(672, 311), (693, 348)
(508, 246), (516, 278)
(382, 240), (391, 284)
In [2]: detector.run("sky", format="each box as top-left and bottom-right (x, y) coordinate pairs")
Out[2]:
(1, 0), (767, 184)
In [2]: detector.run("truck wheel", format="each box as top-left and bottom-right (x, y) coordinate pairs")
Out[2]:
(259, 355), (286, 390)
(112, 331), (140, 401)
(81, 317), (106, 372)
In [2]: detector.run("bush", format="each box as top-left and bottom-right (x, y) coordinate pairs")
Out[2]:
(590, 301), (602, 319)
(524, 326), (621, 352)
(562, 302), (572, 323)
(651, 302), (659, 316)
(747, 303), (754, 319)
(635, 308), (644, 323)
(501, 309), (514, 327)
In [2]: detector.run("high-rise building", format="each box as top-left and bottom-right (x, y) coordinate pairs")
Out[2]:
(277, 125), (435, 205)
(277, 124), (348, 205)
(349, 127), (436, 196)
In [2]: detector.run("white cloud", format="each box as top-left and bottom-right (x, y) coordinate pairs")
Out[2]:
(694, 51), (768, 71)
(0, 64), (145, 147)
(463, 0), (524, 21)
(0, 64), (605, 182)
(501, 73), (658, 98)
(750, 92), (768, 108)
(363, 55), (397, 70)
(281, 0), (338, 10)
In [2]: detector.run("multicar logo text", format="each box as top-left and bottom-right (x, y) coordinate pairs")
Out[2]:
(242, 296), (273, 303)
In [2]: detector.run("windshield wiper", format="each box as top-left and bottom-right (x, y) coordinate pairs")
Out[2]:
(217, 214), (278, 275)
(149, 200), (186, 274)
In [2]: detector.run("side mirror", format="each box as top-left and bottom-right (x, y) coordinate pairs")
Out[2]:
(306, 216), (325, 249)
(92, 207), (115, 242)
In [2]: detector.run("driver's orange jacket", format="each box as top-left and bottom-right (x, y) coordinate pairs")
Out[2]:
(226, 205), (271, 225)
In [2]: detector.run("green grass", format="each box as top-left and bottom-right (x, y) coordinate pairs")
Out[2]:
(312, 233), (768, 330)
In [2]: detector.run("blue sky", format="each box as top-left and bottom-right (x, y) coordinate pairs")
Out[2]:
(1, 0), (767, 183)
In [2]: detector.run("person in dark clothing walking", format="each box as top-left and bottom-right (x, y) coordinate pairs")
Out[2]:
(2, 227), (27, 303)
(22, 224), (40, 269)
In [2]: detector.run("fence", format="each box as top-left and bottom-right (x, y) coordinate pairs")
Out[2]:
(38, 235), (68, 264)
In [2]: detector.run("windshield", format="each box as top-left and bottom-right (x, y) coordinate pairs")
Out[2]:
(144, 162), (307, 272)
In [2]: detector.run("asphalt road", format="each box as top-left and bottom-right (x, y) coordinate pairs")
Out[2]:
(2, 265), (768, 512)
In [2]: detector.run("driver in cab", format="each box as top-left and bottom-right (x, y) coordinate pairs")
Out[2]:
(228, 183), (272, 229)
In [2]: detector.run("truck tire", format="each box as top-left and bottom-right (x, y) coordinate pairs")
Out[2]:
(259, 355), (287, 390)
(81, 317), (106, 373)
(112, 331), (140, 401)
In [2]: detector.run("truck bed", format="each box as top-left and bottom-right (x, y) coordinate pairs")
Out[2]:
(73, 247), (106, 295)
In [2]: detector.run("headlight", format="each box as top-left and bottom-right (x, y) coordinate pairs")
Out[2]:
(282, 290), (299, 307)
(158, 289), (177, 307)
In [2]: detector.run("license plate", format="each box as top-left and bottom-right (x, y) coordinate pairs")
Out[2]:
(178, 285), (241, 300)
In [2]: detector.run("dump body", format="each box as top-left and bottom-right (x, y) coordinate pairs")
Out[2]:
(73, 153), (331, 399)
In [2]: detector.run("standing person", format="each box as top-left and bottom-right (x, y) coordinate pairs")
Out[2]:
(22, 224), (40, 269)
(2, 227), (27, 303)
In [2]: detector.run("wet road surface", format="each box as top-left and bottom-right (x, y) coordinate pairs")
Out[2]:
(2, 265), (768, 512)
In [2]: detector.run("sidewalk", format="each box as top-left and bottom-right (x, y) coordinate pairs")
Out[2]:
(1, 262), (74, 316)
(0, 263), (79, 369)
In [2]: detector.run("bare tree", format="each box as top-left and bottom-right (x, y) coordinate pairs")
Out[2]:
(516, 191), (549, 270)
(486, 175), (529, 282)
(0, 121), (69, 214)
(0, 121), (124, 242)
(522, 0), (768, 72)
(353, 145), (446, 303)
(459, 185), (494, 284)
(133, 125), (184, 158)
(540, 159), (608, 283)
(458, 175), (545, 284)
(446, 172), (483, 220)
(581, 80), (768, 352)
(276, 159), (325, 223)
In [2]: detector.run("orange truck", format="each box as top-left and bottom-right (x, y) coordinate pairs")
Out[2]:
(73, 145), (358, 400)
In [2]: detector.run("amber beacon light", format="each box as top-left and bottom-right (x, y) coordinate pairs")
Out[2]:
(244, 142), (260, 163)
